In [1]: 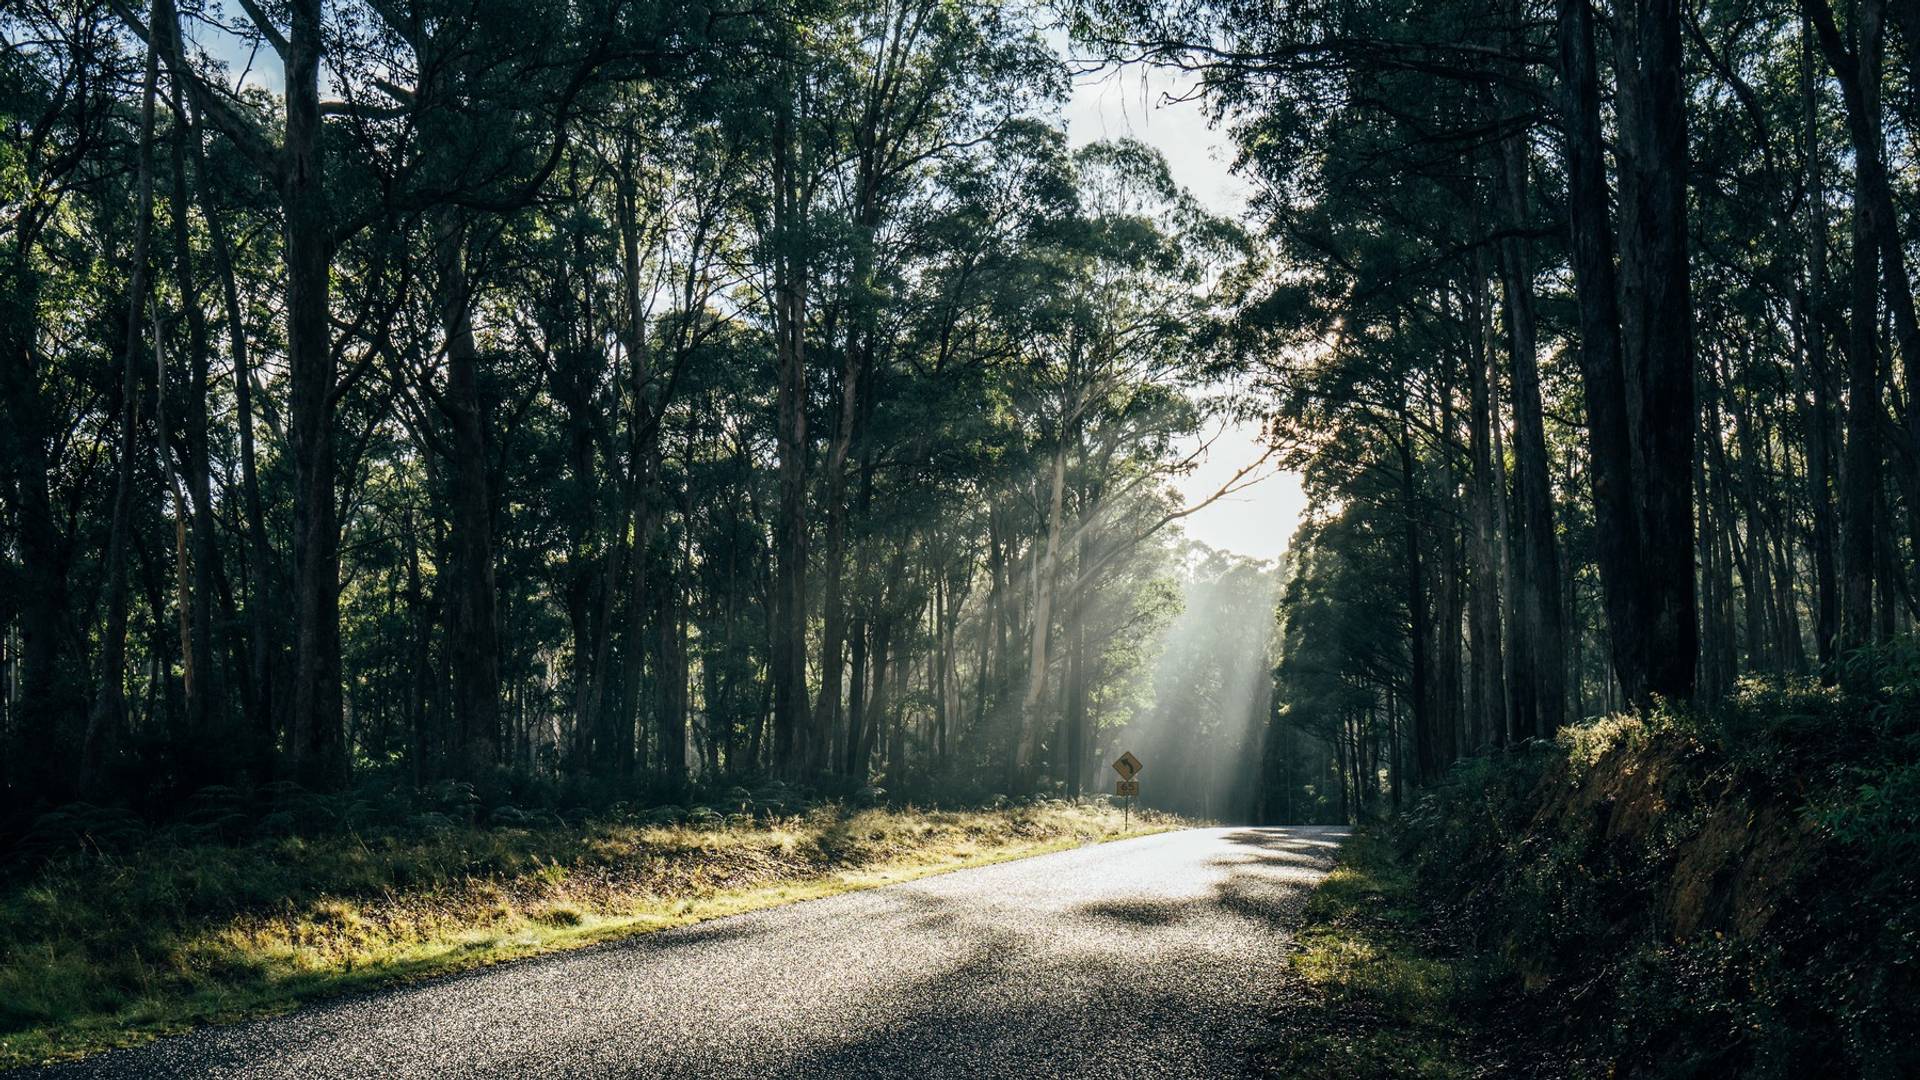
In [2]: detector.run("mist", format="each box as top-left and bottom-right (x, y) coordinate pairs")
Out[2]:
(1102, 544), (1282, 823)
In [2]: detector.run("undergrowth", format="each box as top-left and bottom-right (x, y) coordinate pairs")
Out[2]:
(0, 799), (1169, 1069)
(1393, 639), (1920, 1079)
(1260, 640), (1920, 1078)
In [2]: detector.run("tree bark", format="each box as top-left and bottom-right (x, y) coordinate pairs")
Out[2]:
(655, 573), (687, 791)
(813, 183), (882, 776)
(1063, 538), (1089, 798)
(769, 95), (811, 778)
(435, 215), (500, 782)
(195, 117), (278, 768)
(1799, 14), (1842, 673)
(1397, 412), (1434, 781)
(81, 23), (159, 793)
(1494, 134), (1566, 739)
(1, 281), (72, 799)
(1021, 436), (1070, 783)
(1613, 0), (1699, 703)
(282, 0), (346, 789)
(167, 106), (225, 785)
(1804, 0), (1907, 665)
(1432, 363), (1463, 766)
(1464, 250), (1507, 748)
(813, 331), (864, 775)
(1556, 0), (1698, 708)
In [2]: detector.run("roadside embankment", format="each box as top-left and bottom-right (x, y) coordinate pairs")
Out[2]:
(1261, 643), (1920, 1078)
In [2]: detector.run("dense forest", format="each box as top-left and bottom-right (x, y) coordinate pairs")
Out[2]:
(7, 0), (1920, 832)
(1065, 0), (1920, 822)
(0, 0), (1298, 831)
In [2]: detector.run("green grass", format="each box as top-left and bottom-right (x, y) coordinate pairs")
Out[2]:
(0, 801), (1174, 1069)
(1252, 828), (1475, 1079)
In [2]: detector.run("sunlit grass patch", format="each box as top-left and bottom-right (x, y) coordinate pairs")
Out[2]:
(0, 801), (1174, 1069)
(1252, 829), (1474, 1080)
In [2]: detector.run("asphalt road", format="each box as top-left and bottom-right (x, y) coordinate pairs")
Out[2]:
(31, 826), (1349, 1080)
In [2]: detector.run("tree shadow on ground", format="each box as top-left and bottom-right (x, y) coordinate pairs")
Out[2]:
(755, 829), (1348, 1079)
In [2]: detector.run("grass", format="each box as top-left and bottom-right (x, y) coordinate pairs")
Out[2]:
(1251, 828), (1477, 1079)
(0, 801), (1174, 1069)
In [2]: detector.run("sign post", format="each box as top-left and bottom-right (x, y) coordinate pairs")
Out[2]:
(1111, 751), (1144, 828)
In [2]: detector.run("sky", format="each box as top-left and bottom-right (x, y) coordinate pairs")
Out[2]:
(1061, 58), (1307, 565)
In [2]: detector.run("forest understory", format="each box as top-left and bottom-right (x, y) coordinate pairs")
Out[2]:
(0, 798), (1170, 1069)
(1258, 642), (1920, 1080)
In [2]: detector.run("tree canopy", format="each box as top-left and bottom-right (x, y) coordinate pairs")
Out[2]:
(1, 0), (1274, 823)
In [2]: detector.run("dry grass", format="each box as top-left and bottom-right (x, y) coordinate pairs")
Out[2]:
(0, 801), (1174, 1068)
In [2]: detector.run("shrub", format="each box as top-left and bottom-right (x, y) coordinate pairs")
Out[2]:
(1394, 647), (1920, 1078)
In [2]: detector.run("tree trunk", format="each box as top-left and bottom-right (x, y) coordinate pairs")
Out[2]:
(1556, 0), (1698, 707)
(813, 337), (863, 776)
(2, 289), (72, 799)
(1020, 438), (1070, 782)
(655, 573), (687, 792)
(1397, 413), (1434, 781)
(856, 616), (893, 777)
(1840, 90), (1881, 660)
(435, 216), (500, 782)
(813, 182), (882, 775)
(1063, 548), (1088, 798)
(1804, 0), (1901, 666)
(1491, 372), (1518, 741)
(1613, 0), (1699, 703)
(1561, 0), (1649, 708)
(1466, 251), (1507, 746)
(81, 26), (158, 793)
(406, 515), (431, 785)
(167, 108), (225, 785)
(1434, 364), (1463, 765)
(1696, 369), (1731, 700)
(1494, 132), (1566, 739)
(195, 121), (277, 769)
(1800, 16), (1841, 673)
(769, 97), (811, 778)
(282, 0), (346, 790)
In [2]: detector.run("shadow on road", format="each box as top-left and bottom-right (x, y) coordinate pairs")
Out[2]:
(1073, 828), (1343, 935)
(1221, 827), (1349, 851)
(27, 827), (1350, 1080)
(754, 827), (1348, 1079)
(1075, 897), (1188, 926)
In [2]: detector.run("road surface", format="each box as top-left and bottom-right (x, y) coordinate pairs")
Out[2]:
(30, 826), (1348, 1079)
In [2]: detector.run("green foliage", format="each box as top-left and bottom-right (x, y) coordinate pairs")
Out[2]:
(1390, 652), (1920, 1078)
(1264, 502), (1411, 824)
(1, 0), (1244, 835)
